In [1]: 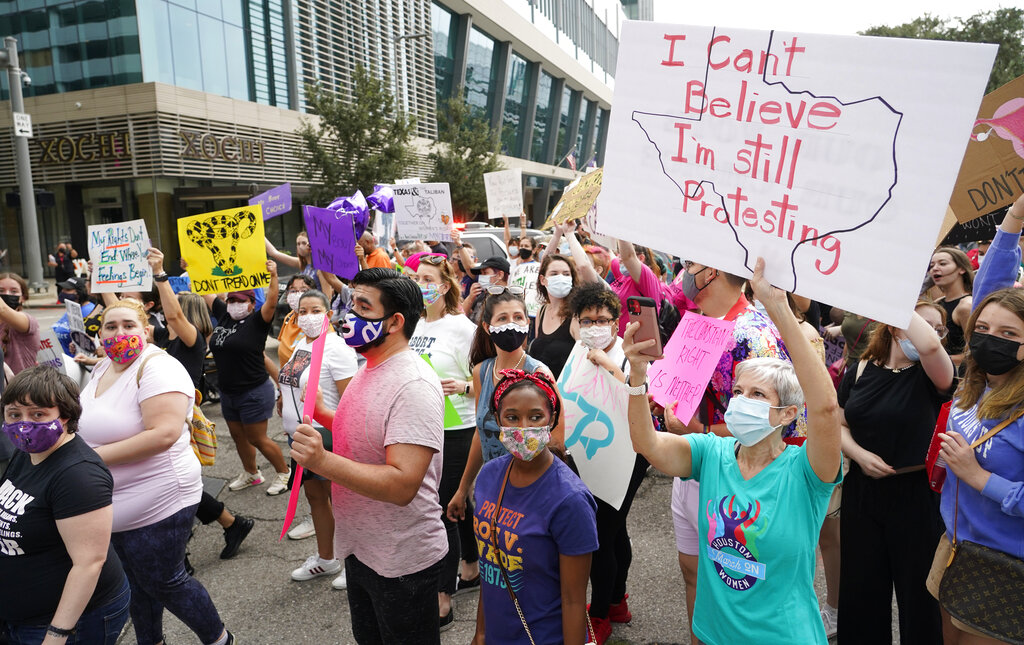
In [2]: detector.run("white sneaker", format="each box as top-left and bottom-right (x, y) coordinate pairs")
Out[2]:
(266, 470), (291, 496)
(331, 569), (347, 590)
(228, 470), (264, 491)
(287, 515), (316, 540)
(821, 606), (838, 638)
(291, 555), (342, 581)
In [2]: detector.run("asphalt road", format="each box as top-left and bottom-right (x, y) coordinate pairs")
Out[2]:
(24, 299), (866, 645)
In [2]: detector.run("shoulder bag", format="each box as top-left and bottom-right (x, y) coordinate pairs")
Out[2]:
(938, 409), (1024, 644)
(491, 460), (595, 645)
(136, 350), (217, 466)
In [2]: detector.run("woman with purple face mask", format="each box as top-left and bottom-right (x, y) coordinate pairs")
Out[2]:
(207, 260), (290, 496)
(77, 299), (236, 645)
(1, 365), (130, 645)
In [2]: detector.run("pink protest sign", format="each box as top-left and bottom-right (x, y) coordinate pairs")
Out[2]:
(280, 315), (331, 540)
(647, 311), (735, 418)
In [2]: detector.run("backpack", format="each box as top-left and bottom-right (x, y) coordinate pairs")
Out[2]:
(136, 351), (217, 466)
(657, 298), (682, 346)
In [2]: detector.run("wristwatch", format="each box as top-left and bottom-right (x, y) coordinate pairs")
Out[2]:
(464, 382), (471, 395)
(625, 379), (648, 396)
(153, 272), (169, 282)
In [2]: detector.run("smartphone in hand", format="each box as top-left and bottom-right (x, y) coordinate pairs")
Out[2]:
(627, 296), (663, 359)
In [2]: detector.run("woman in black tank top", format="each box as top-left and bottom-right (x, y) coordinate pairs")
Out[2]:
(530, 254), (579, 378)
(928, 247), (973, 365)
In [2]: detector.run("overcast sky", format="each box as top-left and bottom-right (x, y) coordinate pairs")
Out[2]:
(653, 1), (1012, 35)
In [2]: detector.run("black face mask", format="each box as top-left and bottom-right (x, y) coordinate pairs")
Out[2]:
(518, 248), (533, 260)
(489, 322), (529, 352)
(0, 294), (21, 309)
(58, 292), (78, 303)
(969, 332), (1024, 376)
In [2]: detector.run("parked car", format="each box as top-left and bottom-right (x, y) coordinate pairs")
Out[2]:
(460, 222), (545, 262)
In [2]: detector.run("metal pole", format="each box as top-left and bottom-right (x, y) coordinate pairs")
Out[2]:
(3, 37), (44, 290)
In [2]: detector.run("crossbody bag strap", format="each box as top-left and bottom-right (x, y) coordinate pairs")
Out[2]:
(951, 407), (1024, 552)
(492, 461), (537, 645)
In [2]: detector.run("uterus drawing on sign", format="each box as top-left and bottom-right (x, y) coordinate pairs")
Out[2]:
(186, 210), (258, 276)
(971, 98), (1024, 160)
(406, 197), (452, 226)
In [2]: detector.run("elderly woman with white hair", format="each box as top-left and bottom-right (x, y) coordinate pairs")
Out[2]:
(623, 258), (842, 645)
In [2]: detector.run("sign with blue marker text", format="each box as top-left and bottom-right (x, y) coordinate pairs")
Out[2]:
(87, 219), (151, 293)
(392, 182), (454, 242)
(557, 343), (632, 509)
(250, 183), (292, 220)
(597, 22), (996, 327)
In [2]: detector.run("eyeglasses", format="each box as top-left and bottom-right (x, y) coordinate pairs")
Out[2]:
(578, 318), (615, 328)
(486, 285), (525, 296)
(933, 326), (948, 340)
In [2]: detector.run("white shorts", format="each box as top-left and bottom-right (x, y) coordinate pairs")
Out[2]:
(671, 477), (701, 555)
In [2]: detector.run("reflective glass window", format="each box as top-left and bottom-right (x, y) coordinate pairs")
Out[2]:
(198, 14), (229, 97)
(224, 23), (249, 100)
(465, 26), (496, 118)
(137, 0), (175, 85)
(576, 97), (593, 160)
(555, 86), (576, 162)
(168, 2), (202, 90)
(501, 52), (530, 156)
(431, 2), (456, 103)
(530, 71), (554, 163)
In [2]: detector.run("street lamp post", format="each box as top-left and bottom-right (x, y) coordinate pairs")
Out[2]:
(0, 36), (44, 290)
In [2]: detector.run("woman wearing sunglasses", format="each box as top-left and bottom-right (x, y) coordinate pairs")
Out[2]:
(836, 300), (954, 643)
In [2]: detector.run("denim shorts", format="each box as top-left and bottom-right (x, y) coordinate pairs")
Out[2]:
(219, 378), (275, 424)
(287, 433), (328, 482)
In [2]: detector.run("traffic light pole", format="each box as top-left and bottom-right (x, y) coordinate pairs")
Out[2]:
(2, 36), (44, 290)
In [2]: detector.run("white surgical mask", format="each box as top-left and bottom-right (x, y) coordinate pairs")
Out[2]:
(478, 274), (492, 288)
(580, 325), (613, 350)
(723, 395), (787, 446)
(298, 313), (327, 339)
(508, 246), (519, 257)
(286, 292), (302, 311)
(546, 275), (573, 299)
(226, 302), (250, 321)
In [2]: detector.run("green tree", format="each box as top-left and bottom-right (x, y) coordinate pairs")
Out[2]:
(297, 65), (417, 206)
(428, 87), (504, 220)
(861, 8), (1024, 93)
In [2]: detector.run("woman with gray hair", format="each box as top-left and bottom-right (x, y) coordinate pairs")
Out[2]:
(623, 257), (842, 645)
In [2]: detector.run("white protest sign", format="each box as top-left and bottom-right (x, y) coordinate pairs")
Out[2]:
(483, 168), (523, 220)
(392, 183), (454, 242)
(597, 23), (996, 328)
(557, 343), (633, 509)
(88, 219), (152, 293)
(65, 300), (85, 334)
(36, 330), (65, 371)
(509, 261), (541, 317)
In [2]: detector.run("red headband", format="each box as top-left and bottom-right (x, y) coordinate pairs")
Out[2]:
(492, 369), (561, 422)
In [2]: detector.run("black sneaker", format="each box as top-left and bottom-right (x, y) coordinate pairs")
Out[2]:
(220, 516), (255, 560)
(454, 573), (481, 595)
(439, 607), (455, 632)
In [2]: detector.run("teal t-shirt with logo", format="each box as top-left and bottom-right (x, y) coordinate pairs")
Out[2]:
(682, 433), (839, 645)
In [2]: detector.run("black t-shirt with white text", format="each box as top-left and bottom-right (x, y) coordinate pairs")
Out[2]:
(209, 297), (271, 394)
(0, 436), (125, 625)
(167, 333), (208, 390)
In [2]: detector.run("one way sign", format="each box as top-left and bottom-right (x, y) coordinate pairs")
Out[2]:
(13, 112), (32, 138)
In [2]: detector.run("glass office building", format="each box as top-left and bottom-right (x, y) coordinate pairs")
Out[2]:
(0, 0), (619, 275)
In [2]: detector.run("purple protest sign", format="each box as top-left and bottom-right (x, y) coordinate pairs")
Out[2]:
(250, 183), (292, 220)
(647, 311), (736, 418)
(302, 205), (359, 279)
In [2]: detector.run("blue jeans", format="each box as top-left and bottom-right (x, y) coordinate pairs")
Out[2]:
(7, 576), (130, 645)
(110, 504), (225, 645)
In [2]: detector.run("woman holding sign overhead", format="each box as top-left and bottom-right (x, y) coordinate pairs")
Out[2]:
(208, 260), (291, 496)
(624, 257), (842, 645)
(407, 254), (478, 629)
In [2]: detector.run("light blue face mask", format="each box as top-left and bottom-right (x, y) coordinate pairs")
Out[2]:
(898, 337), (920, 362)
(723, 395), (787, 447)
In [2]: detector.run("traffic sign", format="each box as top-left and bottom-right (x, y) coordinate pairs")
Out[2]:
(13, 111), (32, 138)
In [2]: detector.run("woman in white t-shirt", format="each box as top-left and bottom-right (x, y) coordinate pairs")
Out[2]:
(408, 254), (478, 628)
(277, 289), (357, 588)
(78, 299), (235, 645)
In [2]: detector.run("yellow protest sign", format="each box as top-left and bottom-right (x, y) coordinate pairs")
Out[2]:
(177, 205), (270, 295)
(542, 168), (603, 229)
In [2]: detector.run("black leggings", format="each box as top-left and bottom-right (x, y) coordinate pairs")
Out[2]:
(195, 491), (224, 525)
(438, 427), (478, 596)
(589, 453), (650, 618)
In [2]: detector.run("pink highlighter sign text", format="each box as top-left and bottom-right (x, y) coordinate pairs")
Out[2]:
(647, 312), (735, 420)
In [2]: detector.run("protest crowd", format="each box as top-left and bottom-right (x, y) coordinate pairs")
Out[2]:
(2, 25), (1024, 637)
